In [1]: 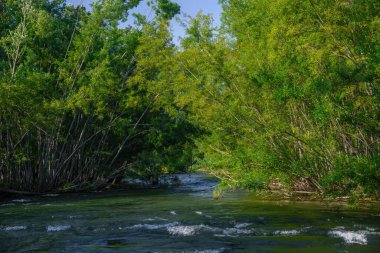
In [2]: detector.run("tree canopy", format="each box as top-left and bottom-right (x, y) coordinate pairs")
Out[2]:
(1, 0), (379, 199)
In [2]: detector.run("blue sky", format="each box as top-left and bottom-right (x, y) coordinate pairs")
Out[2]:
(66, 0), (222, 44)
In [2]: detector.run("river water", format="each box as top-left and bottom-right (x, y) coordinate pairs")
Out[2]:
(1, 174), (380, 252)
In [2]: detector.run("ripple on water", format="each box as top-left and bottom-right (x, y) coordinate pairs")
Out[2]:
(0, 203), (15, 207)
(195, 211), (212, 218)
(43, 194), (59, 197)
(143, 217), (168, 222)
(192, 250), (224, 253)
(0, 226), (27, 231)
(128, 222), (180, 230)
(222, 227), (253, 237)
(182, 250), (225, 253)
(191, 250), (224, 253)
(12, 199), (31, 203)
(214, 223), (254, 237)
(154, 249), (224, 253)
(47, 225), (71, 232)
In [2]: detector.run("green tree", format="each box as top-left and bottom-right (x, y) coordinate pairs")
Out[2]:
(0, 0), (189, 192)
(140, 0), (380, 198)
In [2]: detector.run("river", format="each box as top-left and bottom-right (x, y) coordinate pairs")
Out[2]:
(1, 174), (380, 252)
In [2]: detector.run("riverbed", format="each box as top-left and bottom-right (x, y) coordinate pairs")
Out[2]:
(1, 174), (380, 252)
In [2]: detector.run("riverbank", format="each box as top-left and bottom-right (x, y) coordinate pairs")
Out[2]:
(1, 173), (380, 211)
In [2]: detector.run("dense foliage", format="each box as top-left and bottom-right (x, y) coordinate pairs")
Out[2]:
(134, 0), (380, 199)
(0, 0), (194, 192)
(1, 0), (379, 199)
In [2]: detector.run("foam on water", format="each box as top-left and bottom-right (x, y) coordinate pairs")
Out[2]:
(143, 218), (156, 222)
(328, 227), (380, 245)
(47, 225), (71, 232)
(329, 230), (367, 245)
(170, 211), (177, 215)
(167, 225), (218, 236)
(166, 222), (256, 237)
(234, 223), (252, 229)
(0, 226), (27, 231)
(366, 227), (376, 232)
(129, 221), (254, 237)
(273, 230), (300, 236)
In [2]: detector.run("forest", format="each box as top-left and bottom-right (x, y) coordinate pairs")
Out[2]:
(0, 0), (379, 200)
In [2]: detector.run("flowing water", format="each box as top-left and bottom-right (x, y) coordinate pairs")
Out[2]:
(1, 174), (380, 252)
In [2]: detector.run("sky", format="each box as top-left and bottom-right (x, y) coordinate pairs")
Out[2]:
(66, 0), (222, 44)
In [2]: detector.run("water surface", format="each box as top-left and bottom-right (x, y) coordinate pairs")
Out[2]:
(1, 174), (380, 252)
